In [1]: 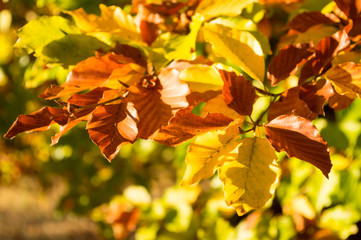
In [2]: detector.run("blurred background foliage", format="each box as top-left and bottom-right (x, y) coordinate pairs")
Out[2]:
(1, 0), (361, 239)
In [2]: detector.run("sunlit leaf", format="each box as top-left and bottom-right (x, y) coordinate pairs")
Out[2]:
(201, 94), (243, 120)
(87, 102), (139, 161)
(287, 11), (338, 32)
(219, 69), (256, 115)
(219, 137), (280, 216)
(203, 23), (265, 82)
(196, 0), (255, 21)
(325, 62), (361, 98)
(265, 115), (332, 177)
(5, 107), (69, 139)
(328, 90), (354, 111)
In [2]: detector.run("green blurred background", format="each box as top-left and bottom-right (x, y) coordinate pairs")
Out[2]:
(1, 0), (361, 239)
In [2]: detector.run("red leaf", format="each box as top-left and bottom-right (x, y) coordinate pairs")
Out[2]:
(287, 11), (338, 32)
(268, 87), (317, 121)
(334, 0), (361, 20)
(267, 44), (313, 86)
(299, 80), (334, 115)
(67, 87), (110, 106)
(5, 107), (69, 139)
(87, 103), (139, 161)
(219, 69), (256, 115)
(265, 115), (332, 178)
(153, 108), (233, 146)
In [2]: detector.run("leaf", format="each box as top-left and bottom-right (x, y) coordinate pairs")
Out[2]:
(5, 107), (69, 139)
(140, 20), (158, 46)
(219, 137), (280, 216)
(328, 90), (354, 111)
(196, 0), (255, 21)
(126, 69), (190, 139)
(268, 87), (317, 121)
(325, 62), (361, 97)
(179, 65), (224, 92)
(153, 108), (234, 146)
(265, 115), (332, 177)
(201, 94), (243, 120)
(41, 34), (111, 67)
(67, 87), (110, 106)
(203, 23), (265, 83)
(15, 16), (80, 52)
(299, 80), (334, 115)
(181, 123), (242, 186)
(87, 102), (139, 161)
(219, 69), (256, 115)
(287, 11), (338, 32)
(67, 4), (141, 42)
(164, 14), (204, 60)
(334, 0), (361, 20)
(267, 44), (313, 86)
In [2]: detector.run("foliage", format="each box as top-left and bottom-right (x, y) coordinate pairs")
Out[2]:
(2, 0), (361, 239)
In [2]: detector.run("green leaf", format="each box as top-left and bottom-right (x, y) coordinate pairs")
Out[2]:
(219, 137), (280, 215)
(203, 23), (265, 83)
(15, 16), (80, 52)
(41, 34), (111, 67)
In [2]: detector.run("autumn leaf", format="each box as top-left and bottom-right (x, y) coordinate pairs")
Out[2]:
(201, 94), (243, 120)
(287, 11), (338, 33)
(87, 102), (139, 161)
(265, 115), (332, 178)
(267, 43), (313, 86)
(181, 124), (241, 186)
(203, 23), (265, 83)
(325, 62), (361, 98)
(328, 90), (354, 111)
(5, 107), (69, 139)
(153, 108), (234, 146)
(268, 87), (317, 121)
(219, 137), (280, 216)
(219, 69), (256, 115)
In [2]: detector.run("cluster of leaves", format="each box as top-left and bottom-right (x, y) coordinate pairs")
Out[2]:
(4, 0), (361, 219)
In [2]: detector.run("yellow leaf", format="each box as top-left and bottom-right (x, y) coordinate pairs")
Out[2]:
(218, 137), (280, 216)
(67, 4), (141, 42)
(179, 65), (223, 92)
(201, 94), (244, 120)
(196, 0), (255, 21)
(181, 122), (242, 186)
(325, 62), (361, 98)
(203, 23), (265, 83)
(105, 63), (146, 89)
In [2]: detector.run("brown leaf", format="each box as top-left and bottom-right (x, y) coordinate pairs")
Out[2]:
(126, 69), (190, 139)
(153, 108), (233, 146)
(299, 30), (350, 84)
(219, 69), (256, 115)
(268, 87), (317, 121)
(334, 0), (361, 20)
(140, 20), (159, 45)
(287, 11), (338, 32)
(299, 80), (334, 115)
(87, 103), (139, 161)
(67, 87), (110, 106)
(267, 44), (313, 86)
(5, 107), (69, 139)
(328, 90), (354, 111)
(265, 115), (332, 177)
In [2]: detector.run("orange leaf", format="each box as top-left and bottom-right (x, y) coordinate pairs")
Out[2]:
(67, 87), (110, 106)
(267, 44), (313, 86)
(87, 103), (139, 161)
(265, 115), (332, 177)
(287, 12), (338, 33)
(268, 87), (317, 121)
(219, 69), (256, 116)
(328, 90), (354, 111)
(153, 108), (234, 146)
(5, 107), (69, 139)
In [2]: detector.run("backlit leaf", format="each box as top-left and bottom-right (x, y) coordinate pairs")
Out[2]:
(153, 109), (233, 146)
(5, 107), (69, 139)
(267, 44), (313, 86)
(219, 69), (256, 115)
(201, 94), (243, 120)
(67, 4), (141, 42)
(287, 11), (338, 32)
(203, 23), (265, 82)
(181, 124), (241, 186)
(325, 62), (361, 97)
(268, 87), (317, 121)
(87, 102), (139, 161)
(196, 0), (255, 21)
(265, 115), (332, 177)
(219, 137), (280, 216)
(328, 90), (354, 111)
